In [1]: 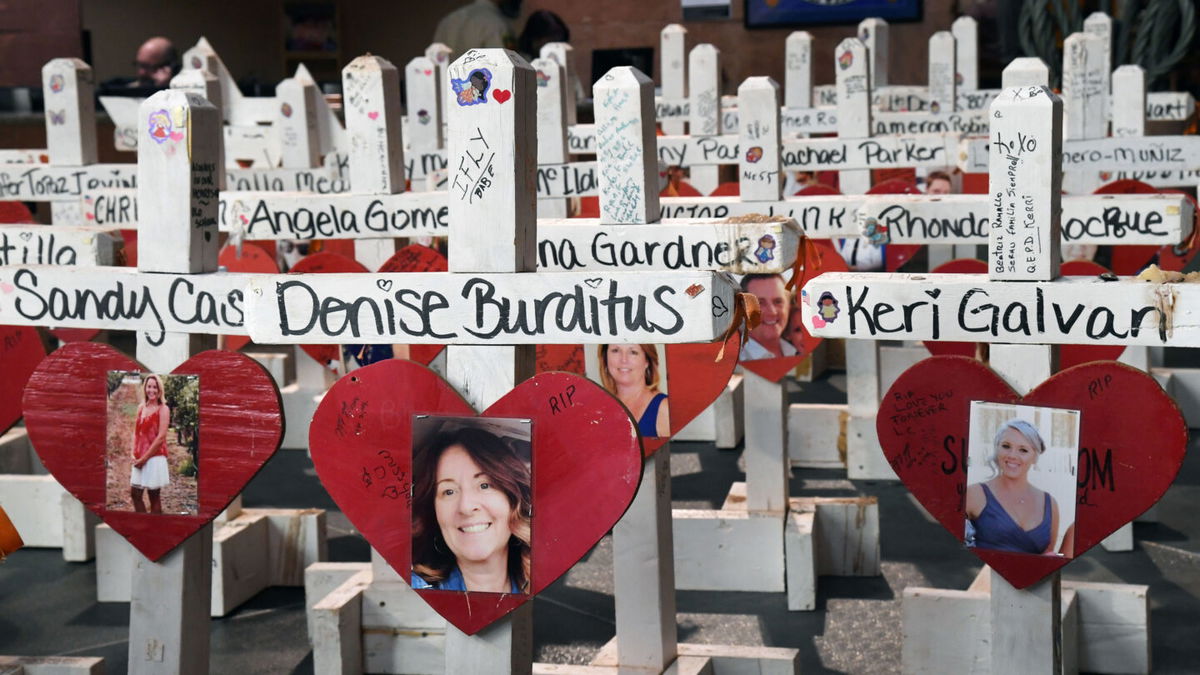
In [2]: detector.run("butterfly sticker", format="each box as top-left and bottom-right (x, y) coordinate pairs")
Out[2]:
(48, 109), (66, 125)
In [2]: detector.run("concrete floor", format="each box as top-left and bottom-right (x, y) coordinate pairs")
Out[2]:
(2, 372), (1199, 673)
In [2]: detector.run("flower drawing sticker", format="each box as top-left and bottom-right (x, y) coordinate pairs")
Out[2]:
(753, 234), (776, 263)
(417, 109), (431, 125)
(930, 101), (941, 114)
(745, 146), (763, 163)
(452, 68), (492, 106)
(862, 217), (889, 245)
(838, 51), (854, 70)
(48, 74), (65, 93)
(536, 70), (550, 87)
(280, 102), (293, 118)
(191, 56), (203, 69)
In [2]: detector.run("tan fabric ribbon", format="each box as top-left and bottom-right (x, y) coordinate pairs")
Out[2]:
(786, 234), (823, 292)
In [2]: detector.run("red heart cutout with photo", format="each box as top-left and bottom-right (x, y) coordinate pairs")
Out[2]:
(0, 325), (46, 434)
(219, 243), (280, 352)
(922, 259), (1125, 369)
(536, 334), (739, 455)
(308, 360), (641, 634)
(741, 239), (847, 383)
(22, 342), (283, 561)
(877, 356), (1186, 589)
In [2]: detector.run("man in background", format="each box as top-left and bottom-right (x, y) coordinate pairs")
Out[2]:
(131, 37), (178, 89)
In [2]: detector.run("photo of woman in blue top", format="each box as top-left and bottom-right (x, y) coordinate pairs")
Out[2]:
(411, 423), (532, 594)
(597, 344), (670, 438)
(965, 419), (1062, 556)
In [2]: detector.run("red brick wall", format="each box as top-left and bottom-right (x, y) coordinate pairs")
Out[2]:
(521, 0), (957, 93)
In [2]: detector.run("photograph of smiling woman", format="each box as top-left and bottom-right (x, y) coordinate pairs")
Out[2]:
(411, 416), (532, 594)
(963, 402), (1079, 558)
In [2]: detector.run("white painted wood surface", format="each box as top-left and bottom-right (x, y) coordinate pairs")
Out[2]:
(594, 67), (659, 224)
(42, 58), (97, 166)
(276, 77), (321, 169)
(0, 164), (137, 201)
(952, 16), (979, 91)
(0, 225), (121, 266)
(138, 91), (221, 274)
(540, 42), (579, 123)
(927, 31), (957, 113)
(406, 56), (443, 154)
(1112, 66), (1147, 139)
(1062, 32), (1108, 194)
(536, 217), (801, 274)
(672, 509), (785, 592)
(442, 47), (534, 675)
(688, 44), (720, 138)
(738, 77), (782, 202)
(836, 37), (872, 195)
(613, 450), (677, 671)
(743, 369), (788, 514)
(244, 269), (735, 345)
(784, 32), (812, 110)
(855, 193), (1190, 246)
(343, 55), (404, 195)
(660, 24), (687, 136)
(1002, 57), (1050, 88)
(989, 86), (1062, 281)
(534, 58), (569, 219)
(857, 18), (889, 89)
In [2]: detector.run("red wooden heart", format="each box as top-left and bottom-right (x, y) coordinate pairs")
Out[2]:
(219, 243), (280, 352)
(22, 342), (283, 561)
(536, 335), (739, 455)
(922, 260), (1126, 369)
(877, 356), (1186, 588)
(0, 325), (46, 434)
(308, 360), (641, 634)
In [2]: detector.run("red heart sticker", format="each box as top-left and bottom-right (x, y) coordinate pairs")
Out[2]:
(877, 356), (1186, 588)
(308, 360), (641, 634)
(923, 259), (1126, 369)
(536, 335), (739, 455)
(0, 325), (46, 434)
(493, 89), (512, 104)
(22, 342), (283, 561)
(218, 243), (280, 352)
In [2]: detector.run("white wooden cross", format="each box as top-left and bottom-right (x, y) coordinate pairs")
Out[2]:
(802, 84), (1196, 673)
(279, 50), (742, 674)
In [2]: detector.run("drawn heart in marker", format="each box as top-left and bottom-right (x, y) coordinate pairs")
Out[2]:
(924, 288), (941, 299)
(0, 326), (47, 436)
(85, 213), (95, 220)
(0, 282), (14, 294)
(376, 245), (449, 369)
(878, 357), (1185, 589)
(711, 295), (728, 318)
(376, 279), (394, 292)
(584, 278), (603, 289)
(811, 315), (826, 329)
(23, 343), (282, 561)
(423, 69), (432, 76)
(368, 111), (379, 120)
(309, 361), (641, 635)
(18, 232), (32, 241)
(493, 89), (512, 104)
(536, 335), (740, 457)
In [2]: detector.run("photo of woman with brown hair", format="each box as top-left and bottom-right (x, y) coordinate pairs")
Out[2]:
(411, 420), (532, 594)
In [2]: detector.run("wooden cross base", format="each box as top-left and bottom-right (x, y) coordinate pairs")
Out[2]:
(95, 498), (326, 616)
(0, 427), (98, 561)
(904, 567), (1150, 674)
(674, 483), (879, 611)
(0, 656), (105, 674)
